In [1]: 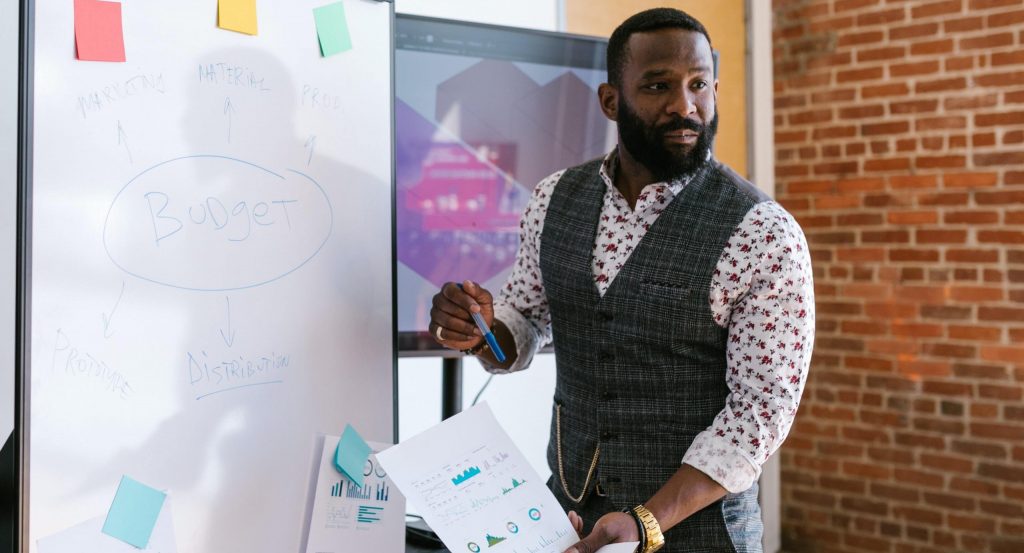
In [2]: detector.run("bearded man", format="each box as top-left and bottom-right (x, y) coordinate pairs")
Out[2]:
(429, 8), (814, 553)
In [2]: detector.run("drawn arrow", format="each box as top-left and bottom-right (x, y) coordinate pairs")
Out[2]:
(116, 121), (133, 164)
(305, 134), (317, 166)
(219, 296), (236, 347)
(223, 97), (236, 143)
(101, 281), (126, 339)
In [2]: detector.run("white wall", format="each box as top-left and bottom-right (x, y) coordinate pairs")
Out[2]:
(1, 0), (18, 445)
(395, 0), (561, 484)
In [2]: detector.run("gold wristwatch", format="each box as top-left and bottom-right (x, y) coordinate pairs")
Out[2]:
(631, 504), (665, 553)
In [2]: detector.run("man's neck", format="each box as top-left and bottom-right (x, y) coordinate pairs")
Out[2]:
(612, 146), (659, 210)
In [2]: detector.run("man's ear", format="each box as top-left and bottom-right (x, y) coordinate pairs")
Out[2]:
(598, 83), (618, 122)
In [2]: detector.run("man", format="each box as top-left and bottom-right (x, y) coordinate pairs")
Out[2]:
(429, 8), (813, 553)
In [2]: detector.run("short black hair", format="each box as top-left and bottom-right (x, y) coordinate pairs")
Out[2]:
(606, 8), (713, 86)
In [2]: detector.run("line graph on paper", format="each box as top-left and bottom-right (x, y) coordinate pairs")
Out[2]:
(376, 404), (579, 553)
(409, 444), (520, 527)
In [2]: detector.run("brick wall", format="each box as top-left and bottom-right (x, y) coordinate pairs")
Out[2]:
(772, 1), (1024, 552)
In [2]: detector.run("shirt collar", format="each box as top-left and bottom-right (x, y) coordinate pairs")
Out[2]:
(597, 148), (707, 196)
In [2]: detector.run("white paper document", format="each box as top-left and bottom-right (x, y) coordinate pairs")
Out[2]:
(37, 498), (177, 553)
(304, 438), (405, 553)
(596, 544), (641, 553)
(378, 403), (579, 553)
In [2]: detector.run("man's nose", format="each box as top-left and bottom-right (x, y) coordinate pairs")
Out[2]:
(666, 88), (698, 117)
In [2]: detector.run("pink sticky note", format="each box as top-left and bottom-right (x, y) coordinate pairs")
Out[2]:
(74, 0), (126, 62)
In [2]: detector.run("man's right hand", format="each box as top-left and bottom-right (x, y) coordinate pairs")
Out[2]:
(429, 280), (495, 351)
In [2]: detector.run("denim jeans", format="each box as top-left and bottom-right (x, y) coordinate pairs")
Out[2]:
(723, 482), (764, 553)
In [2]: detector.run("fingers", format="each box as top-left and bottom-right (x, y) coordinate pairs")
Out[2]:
(460, 280), (494, 309)
(430, 282), (486, 345)
(431, 299), (479, 339)
(568, 511), (584, 538)
(564, 532), (608, 553)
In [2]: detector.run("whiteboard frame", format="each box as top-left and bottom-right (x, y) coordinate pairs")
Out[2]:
(14, 1), (399, 551)
(16, 0), (33, 549)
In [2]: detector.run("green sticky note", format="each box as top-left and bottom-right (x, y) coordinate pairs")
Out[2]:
(335, 424), (371, 487)
(313, 2), (353, 57)
(101, 476), (166, 548)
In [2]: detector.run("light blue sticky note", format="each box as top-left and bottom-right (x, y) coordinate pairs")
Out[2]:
(335, 424), (371, 487)
(313, 2), (353, 57)
(101, 476), (167, 548)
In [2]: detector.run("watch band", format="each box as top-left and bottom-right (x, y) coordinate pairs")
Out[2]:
(631, 504), (665, 553)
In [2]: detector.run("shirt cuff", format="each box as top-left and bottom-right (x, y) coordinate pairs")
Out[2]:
(481, 303), (540, 374)
(682, 430), (761, 494)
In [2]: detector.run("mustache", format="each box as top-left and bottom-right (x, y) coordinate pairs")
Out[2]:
(657, 116), (705, 134)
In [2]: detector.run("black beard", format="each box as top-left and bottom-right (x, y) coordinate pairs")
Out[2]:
(617, 99), (718, 183)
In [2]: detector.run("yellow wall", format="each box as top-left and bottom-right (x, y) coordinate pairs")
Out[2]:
(565, 0), (749, 177)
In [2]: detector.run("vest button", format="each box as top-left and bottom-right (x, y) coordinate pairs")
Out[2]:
(600, 431), (616, 441)
(601, 391), (618, 401)
(598, 311), (613, 321)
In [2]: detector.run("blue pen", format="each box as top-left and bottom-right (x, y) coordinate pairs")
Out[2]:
(457, 283), (507, 363)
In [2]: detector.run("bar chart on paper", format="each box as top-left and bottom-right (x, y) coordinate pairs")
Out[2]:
(377, 404), (578, 553)
(305, 440), (405, 553)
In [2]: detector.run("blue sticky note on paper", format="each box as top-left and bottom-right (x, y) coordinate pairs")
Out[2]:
(335, 424), (371, 487)
(101, 476), (166, 548)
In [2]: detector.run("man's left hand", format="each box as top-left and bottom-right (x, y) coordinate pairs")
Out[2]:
(563, 511), (639, 553)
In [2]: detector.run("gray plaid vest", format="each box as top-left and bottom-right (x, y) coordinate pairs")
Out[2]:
(540, 157), (768, 552)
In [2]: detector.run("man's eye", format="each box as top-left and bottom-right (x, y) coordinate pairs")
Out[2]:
(692, 81), (708, 90)
(645, 83), (669, 91)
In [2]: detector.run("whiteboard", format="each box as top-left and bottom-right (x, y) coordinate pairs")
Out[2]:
(1, 0), (18, 446)
(27, 1), (394, 552)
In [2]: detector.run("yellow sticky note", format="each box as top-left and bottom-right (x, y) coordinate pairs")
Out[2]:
(218, 0), (257, 35)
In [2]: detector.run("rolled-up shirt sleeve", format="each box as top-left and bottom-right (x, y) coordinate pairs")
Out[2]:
(482, 170), (564, 374)
(682, 201), (815, 493)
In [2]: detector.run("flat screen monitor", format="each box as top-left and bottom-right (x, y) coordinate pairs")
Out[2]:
(395, 15), (615, 353)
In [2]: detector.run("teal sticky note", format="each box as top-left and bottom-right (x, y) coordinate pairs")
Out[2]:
(335, 424), (371, 487)
(313, 2), (353, 57)
(101, 476), (166, 548)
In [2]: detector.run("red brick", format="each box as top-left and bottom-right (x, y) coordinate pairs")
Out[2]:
(838, 66), (884, 83)
(945, 210), (1000, 224)
(972, 423), (1024, 441)
(910, 38), (955, 56)
(838, 30), (885, 47)
(976, 110), (1024, 126)
(915, 76), (966, 93)
(945, 248), (1000, 262)
(916, 229), (968, 244)
(979, 230), (1024, 244)
(892, 60), (940, 78)
(888, 210), (938, 224)
(986, 8), (1024, 27)
(887, 21), (936, 40)
(916, 155), (967, 169)
(911, 0), (962, 18)
(961, 32), (1015, 49)
(949, 286), (1004, 302)
(948, 325), (1002, 341)
(978, 307), (1024, 322)
(862, 82), (910, 98)
(942, 172), (998, 188)
(979, 345), (1024, 362)
(945, 94), (998, 111)
(945, 14), (984, 32)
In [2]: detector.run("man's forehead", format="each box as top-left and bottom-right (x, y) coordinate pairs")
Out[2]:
(623, 28), (713, 73)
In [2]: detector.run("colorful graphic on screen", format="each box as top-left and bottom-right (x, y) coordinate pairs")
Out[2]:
(396, 18), (615, 338)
